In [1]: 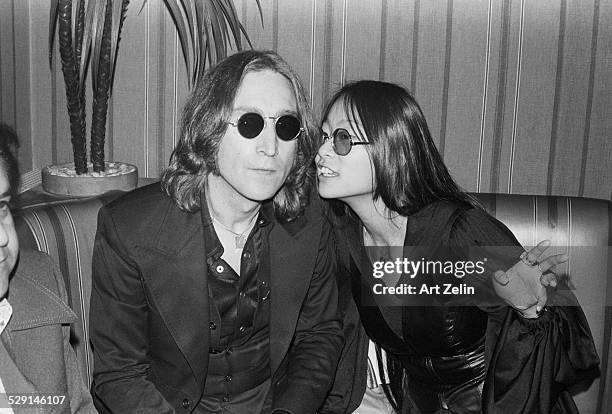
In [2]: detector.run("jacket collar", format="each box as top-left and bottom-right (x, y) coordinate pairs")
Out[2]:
(6, 261), (76, 332)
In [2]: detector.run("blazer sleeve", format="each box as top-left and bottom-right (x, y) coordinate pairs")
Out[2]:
(318, 299), (368, 414)
(89, 207), (175, 414)
(272, 217), (344, 414)
(450, 209), (600, 414)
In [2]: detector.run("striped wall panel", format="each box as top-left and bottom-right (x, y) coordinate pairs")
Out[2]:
(1, 0), (611, 200)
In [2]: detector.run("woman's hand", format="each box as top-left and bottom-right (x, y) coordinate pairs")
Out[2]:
(492, 240), (567, 318)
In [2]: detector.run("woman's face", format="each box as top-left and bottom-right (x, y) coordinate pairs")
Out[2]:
(0, 163), (18, 299)
(316, 100), (374, 203)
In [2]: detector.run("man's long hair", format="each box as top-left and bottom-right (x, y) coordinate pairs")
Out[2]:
(161, 50), (318, 222)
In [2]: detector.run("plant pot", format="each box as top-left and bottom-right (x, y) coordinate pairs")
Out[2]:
(42, 161), (138, 197)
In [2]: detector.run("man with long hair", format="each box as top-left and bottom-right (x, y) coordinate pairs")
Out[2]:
(89, 51), (342, 414)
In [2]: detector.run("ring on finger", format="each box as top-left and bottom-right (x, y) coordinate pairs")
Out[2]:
(520, 251), (537, 266)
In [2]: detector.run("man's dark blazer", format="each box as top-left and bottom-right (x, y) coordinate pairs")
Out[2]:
(89, 183), (343, 414)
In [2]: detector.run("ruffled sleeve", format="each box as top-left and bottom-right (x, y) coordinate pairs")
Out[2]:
(449, 208), (600, 414)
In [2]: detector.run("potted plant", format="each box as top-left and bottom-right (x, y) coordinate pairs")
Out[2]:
(45, 0), (260, 196)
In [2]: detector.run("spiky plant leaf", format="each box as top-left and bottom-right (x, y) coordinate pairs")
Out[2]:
(90, 0), (107, 92)
(70, 0), (78, 56)
(160, 0), (262, 88)
(54, 0), (88, 173)
(108, 0), (130, 91)
(74, 0), (86, 75)
(157, 0), (193, 84)
(208, 0), (228, 63)
(78, 0), (97, 91)
(217, 0), (243, 48)
(49, 0), (60, 67)
(90, 0), (113, 172)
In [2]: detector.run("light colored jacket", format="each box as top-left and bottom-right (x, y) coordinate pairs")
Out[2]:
(0, 250), (96, 414)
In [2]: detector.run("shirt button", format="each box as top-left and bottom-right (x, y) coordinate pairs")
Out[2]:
(222, 395), (230, 403)
(224, 375), (232, 382)
(239, 326), (246, 333)
(209, 321), (216, 330)
(216, 265), (224, 273)
(257, 219), (265, 226)
(181, 398), (190, 409)
(243, 251), (251, 259)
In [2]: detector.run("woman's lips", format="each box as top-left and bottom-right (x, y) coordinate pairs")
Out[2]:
(317, 165), (339, 177)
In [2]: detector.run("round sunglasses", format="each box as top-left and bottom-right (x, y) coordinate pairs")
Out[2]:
(322, 128), (371, 156)
(227, 112), (303, 141)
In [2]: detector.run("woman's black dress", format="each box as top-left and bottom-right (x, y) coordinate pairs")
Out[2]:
(336, 200), (599, 414)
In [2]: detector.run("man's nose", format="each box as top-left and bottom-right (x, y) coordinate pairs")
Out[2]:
(257, 123), (279, 157)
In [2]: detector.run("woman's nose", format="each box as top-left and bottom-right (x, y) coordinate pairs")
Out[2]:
(317, 136), (334, 158)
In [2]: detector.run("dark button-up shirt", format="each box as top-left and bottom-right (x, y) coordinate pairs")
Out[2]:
(199, 197), (274, 407)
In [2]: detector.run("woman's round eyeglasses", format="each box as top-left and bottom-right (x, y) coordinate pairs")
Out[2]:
(322, 128), (371, 156)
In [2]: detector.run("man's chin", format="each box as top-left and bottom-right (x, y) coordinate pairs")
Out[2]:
(241, 183), (284, 203)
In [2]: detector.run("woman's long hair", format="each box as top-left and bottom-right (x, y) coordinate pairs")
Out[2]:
(322, 80), (477, 217)
(161, 50), (319, 222)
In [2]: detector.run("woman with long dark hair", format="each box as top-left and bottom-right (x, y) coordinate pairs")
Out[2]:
(317, 81), (598, 413)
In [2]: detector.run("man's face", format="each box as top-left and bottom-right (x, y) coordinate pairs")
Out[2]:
(212, 69), (299, 204)
(0, 165), (18, 299)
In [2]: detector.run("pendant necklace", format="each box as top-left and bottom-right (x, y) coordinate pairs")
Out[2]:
(363, 226), (389, 263)
(211, 213), (258, 249)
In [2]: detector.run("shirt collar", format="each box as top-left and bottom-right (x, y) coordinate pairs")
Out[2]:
(0, 299), (12, 335)
(200, 189), (275, 262)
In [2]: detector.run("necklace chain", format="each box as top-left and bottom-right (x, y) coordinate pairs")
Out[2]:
(211, 212), (258, 249)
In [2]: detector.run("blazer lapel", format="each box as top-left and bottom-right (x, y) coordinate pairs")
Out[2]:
(269, 213), (321, 375)
(137, 204), (210, 384)
(338, 218), (382, 297)
(339, 217), (405, 339)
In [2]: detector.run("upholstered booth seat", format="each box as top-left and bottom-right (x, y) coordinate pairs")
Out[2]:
(12, 191), (612, 414)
